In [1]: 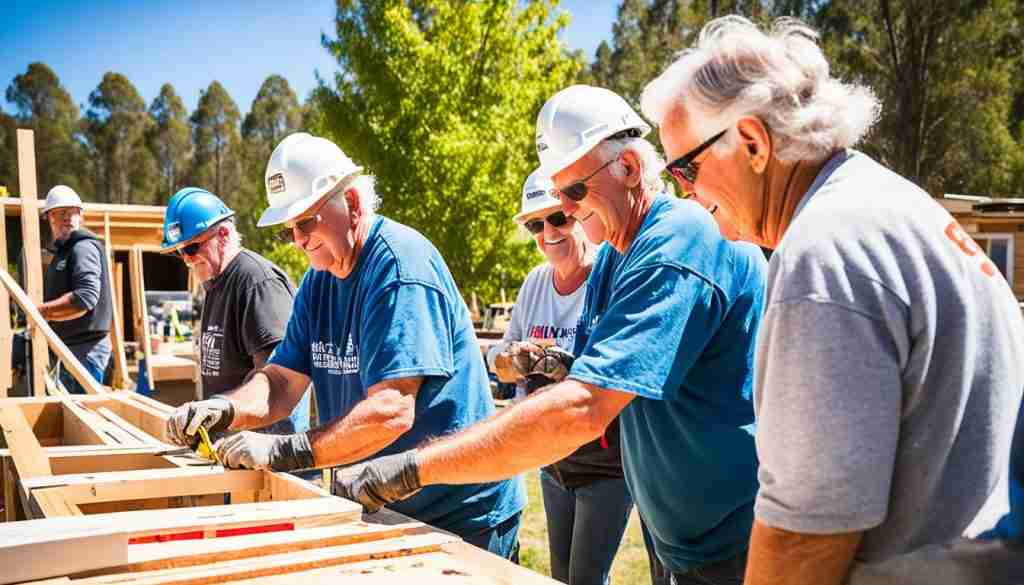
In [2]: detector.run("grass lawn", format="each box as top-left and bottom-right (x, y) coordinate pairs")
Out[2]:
(517, 470), (652, 584)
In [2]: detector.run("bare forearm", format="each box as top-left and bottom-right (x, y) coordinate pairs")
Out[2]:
(38, 293), (87, 321)
(308, 388), (416, 467)
(745, 519), (862, 585)
(417, 381), (630, 485)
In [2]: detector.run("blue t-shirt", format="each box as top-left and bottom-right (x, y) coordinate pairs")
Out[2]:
(571, 194), (766, 572)
(270, 216), (525, 537)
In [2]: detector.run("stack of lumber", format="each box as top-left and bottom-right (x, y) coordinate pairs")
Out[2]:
(0, 394), (556, 585)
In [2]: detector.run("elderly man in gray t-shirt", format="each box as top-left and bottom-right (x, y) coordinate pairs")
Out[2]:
(644, 15), (1024, 585)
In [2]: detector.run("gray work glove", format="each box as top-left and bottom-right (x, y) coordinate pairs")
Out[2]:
(334, 450), (422, 513)
(166, 396), (235, 446)
(213, 431), (315, 472)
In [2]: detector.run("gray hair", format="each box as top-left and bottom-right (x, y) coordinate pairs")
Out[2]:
(640, 16), (880, 163)
(593, 136), (666, 195)
(327, 174), (379, 218)
(217, 218), (242, 249)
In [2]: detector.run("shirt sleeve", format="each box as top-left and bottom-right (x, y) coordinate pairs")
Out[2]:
(238, 278), (293, 356)
(268, 273), (312, 376)
(69, 241), (104, 311)
(360, 282), (455, 388)
(754, 297), (902, 534)
(569, 265), (723, 399)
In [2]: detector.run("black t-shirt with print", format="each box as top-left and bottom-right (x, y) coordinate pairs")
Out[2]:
(199, 249), (295, 397)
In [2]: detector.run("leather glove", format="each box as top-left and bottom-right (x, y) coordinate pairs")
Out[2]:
(334, 450), (422, 513)
(528, 345), (574, 383)
(213, 431), (315, 472)
(493, 341), (543, 383)
(166, 396), (235, 446)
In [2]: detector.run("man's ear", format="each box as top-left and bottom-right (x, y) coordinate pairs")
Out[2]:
(736, 116), (772, 174)
(344, 187), (362, 222)
(619, 148), (643, 189)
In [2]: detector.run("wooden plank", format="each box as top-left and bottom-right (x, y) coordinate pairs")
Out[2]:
(71, 532), (456, 585)
(106, 392), (169, 441)
(96, 407), (162, 445)
(31, 486), (83, 518)
(49, 450), (180, 475)
(0, 405), (52, 477)
(122, 392), (174, 415)
(104, 215), (129, 390)
(84, 520), (431, 576)
(0, 271), (107, 395)
(0, 497), (362, 583)
(265, 471), (332, 501)
(61, 401), (114, 446)
(23, 468), (264, 507)
(0, 208), (10, 395)
(2, 457), (17, 522)
(130, 247), (155, 387)
(16, 129), (48, 397)
(149, 355), (197, 382)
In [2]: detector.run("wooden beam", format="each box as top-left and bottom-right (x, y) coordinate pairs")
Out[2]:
(84, 522), (438, 577)
(0, 497), (362, 584)
(95, 408), (162, 446)
(0, 270), (106, 395)
(16, 129), (47, 397)
(0, 406), (52, 477)
(0, 208), (10, 395)
(130, 247), (154, 388)
(103, 215), (129, 390)
(25, 468), (266, 506)
(106, 392), (169, 441)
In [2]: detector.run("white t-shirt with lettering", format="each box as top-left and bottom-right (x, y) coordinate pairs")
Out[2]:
(487, 263), (586, 389)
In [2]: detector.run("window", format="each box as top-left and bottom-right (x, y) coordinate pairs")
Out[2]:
(973, 233), (1015, 284)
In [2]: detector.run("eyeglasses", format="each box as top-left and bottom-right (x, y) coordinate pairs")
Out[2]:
(665, 129), (727, 185)
(276, 214), (324, 243)
(175, 237), (210, 258)
(524, 211), (570, 235)
(559, 159), (616, 202)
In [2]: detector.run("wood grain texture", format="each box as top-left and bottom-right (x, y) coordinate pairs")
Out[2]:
(16, 129), (47, 397)
(0, 406), (52, 477)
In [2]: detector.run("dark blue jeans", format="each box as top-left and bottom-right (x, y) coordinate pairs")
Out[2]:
(540, 469), (633, 585)
(57, 338), (111, 394)
(463, 511), (522, 562)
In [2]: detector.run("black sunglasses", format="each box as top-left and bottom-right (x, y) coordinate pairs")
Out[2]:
(559, 159), (616, 202)
(175, 235), (213, 258)
(276, 214), (324, 243)
(665, 129), (727, 185)
(524, 211), (570, 235)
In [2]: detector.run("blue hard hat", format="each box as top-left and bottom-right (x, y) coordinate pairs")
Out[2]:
(161, 187), (235, 252)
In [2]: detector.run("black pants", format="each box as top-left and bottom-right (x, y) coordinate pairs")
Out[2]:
(670, 551), (747, 585)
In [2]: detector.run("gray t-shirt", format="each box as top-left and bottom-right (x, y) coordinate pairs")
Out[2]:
(754, 150), (1024, 561)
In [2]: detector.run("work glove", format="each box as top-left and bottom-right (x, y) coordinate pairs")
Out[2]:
(166, 396), (235, 446)
(334, 450), (422, 513)
(213, 431), (316, 472)
(493, 342), (575, 386)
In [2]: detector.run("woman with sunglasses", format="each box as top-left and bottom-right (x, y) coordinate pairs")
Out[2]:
(487, 169), (632, 585)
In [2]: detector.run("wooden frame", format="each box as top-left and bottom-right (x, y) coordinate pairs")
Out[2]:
(16, 129), (48, 396)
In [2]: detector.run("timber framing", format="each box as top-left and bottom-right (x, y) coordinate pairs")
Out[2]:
(5, 129), (195, 390)
(0, 393), (555, 585)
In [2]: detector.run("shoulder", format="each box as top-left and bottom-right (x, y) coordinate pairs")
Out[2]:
(232, 250), (294, 291)
(627, 194), (767, 296)
(366, 217), (449, 288)
(772, 153), (936, 307)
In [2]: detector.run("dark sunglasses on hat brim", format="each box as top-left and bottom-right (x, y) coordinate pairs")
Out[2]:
(523, 211), (571, 234)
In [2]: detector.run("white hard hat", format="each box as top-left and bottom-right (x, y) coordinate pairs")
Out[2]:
(257, 132), (363, 228)
(41, 185), (83, 214)
(535, 85), (651, 179)
(514, 168), (560, 223)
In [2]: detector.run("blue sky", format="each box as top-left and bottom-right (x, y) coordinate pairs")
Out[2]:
(1, 0), (618, 116)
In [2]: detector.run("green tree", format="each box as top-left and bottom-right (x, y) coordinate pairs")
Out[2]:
(5, 63), (87, 194)
(315, 0), (580, 300)
(191, 81), (243, 204)
(816, 0), (1022, 197)
(147, 83), (191, 204)
(82, 72), (158, 203)
(239, 75), (303, 250)
(0, 112), (17, 192)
